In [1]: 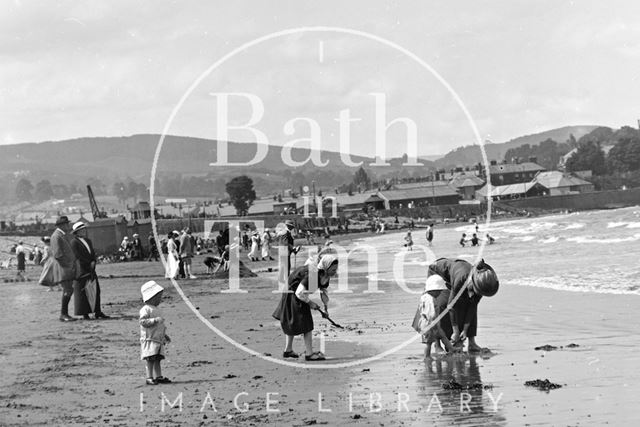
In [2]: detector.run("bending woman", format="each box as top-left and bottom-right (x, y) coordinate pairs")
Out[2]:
(272, 254), (338, 361)
(426, 258), (499, 352)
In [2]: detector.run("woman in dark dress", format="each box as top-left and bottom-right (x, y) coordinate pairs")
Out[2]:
(426, 258), (499, 352)
(273, 254), (338, 361)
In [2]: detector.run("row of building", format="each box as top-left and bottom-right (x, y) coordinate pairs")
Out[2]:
(204, 161), (593, 217)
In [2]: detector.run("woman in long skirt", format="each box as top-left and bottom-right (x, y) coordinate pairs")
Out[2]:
(261, 229), (273, 261)
(248, 231), (261, 261)
(165, 232), (180, 279)
(272, 254), (338, 361)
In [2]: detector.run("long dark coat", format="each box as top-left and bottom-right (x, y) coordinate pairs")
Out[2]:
(71, 236), (100, 315)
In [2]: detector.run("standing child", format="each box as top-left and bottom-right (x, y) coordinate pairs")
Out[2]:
(139, 281), (172, 385)
(404, 230), (413, 251)
(412, 275), (455, 357)
(426, 224), (434, 246)
(459, 233), (467, 247)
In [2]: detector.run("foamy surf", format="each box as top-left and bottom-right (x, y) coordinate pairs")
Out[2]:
(566, 234), (640, 244)
(509, 278), (640, 296)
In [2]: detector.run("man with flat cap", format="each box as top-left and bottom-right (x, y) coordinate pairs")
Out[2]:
(71, 221), (109, 319)
(50, 216), (78, 321)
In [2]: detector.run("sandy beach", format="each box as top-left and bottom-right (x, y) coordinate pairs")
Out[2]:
(2, 208), (640, 425)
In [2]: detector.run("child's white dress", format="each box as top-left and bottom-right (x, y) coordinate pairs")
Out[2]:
(418, 292), (439, 342)
(139, 304), (167, 360)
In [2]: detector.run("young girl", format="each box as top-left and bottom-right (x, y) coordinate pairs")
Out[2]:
(139, 281), (171, 385)
(413, 275), (455, 357)
(404, 231), (413, 251)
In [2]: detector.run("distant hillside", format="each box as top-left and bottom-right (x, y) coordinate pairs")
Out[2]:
(0, 135), (438, 201)
(435, 125), (600, 168)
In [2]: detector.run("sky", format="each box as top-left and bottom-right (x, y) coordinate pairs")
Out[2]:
(2, 0), (640, 158)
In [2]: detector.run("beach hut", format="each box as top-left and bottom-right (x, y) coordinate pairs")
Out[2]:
(85, 215), (128, 256)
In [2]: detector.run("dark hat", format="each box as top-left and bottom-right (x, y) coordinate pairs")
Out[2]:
(472, 261), (499, 297)
(55, 216), (69, 226)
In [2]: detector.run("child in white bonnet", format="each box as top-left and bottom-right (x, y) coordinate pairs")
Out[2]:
(140, 281), (171, 385)
(413, 275), (455, 357)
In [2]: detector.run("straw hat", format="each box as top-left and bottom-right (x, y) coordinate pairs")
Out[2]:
(72, 222), (86, 233)
(141, 281), (164, 302)
(284, 219), (295, 228)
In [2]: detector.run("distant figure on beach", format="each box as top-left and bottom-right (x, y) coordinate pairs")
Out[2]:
(427, 258), (499, 353)
(165, 231), (179, 279)
(471, 233), (479, 246)
(272, 255), (339, 361)
(33, 244), (43, 266)
(262, 228), (273, 261)
(413, 275), (455, 357)
(70, 222), (109, 320)
(15, 241), (26, 280)
(38, 236), (60, 292)
(404, 231), (413, 250)
(241, 230), (249, 251)
(50, 216), (78, 322)
(147, 233), (159, 262)
(131, 234), (144, 260)
(179, 228), (196, 279)
(139, 281), (171, 385)
(248, 230), (261, 261)
(426, 224), (434, 246)
(459, 233), (467, 247)
(485, 233), (495, 245)
(276, 219), (300, 279)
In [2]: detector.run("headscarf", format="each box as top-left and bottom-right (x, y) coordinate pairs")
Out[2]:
(317, 254), (338, 271)
(317, 254), (338, 289)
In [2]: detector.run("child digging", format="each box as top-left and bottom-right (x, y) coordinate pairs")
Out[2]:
(140, 281), (172, 385)
(413, 275), (455, 357)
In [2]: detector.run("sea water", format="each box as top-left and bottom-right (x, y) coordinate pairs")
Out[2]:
(344, 206), (640, 296)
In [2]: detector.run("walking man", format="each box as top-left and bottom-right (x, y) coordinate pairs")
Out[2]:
(51, 216), (77, 322)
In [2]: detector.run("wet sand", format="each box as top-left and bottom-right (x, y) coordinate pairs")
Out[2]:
(1, 234), (639, 425)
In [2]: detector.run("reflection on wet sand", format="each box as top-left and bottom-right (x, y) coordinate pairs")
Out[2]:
(416, 353), (507, 425)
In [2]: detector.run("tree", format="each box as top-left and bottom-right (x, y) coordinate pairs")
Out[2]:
(225, 176), (256, 216)
(15, 178), (33, 201)
(34, 180), (54, 201)
(353, 166), (371, 189)
(607, 137), (640, 173)
(566, 141), (607, 175)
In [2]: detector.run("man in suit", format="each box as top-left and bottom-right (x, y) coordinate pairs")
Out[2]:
(179, 228), (196, 279)
(71, 222), (109, 320)
(51, 216), (77, 321)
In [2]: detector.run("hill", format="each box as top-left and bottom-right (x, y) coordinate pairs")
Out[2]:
(434, 125), (600, 168)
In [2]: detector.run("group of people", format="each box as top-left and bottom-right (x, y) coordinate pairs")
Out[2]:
(245, 228), (274, 262)
(164, 228), (198, 280)
(401, 224), (435, 250)
(138, 218), (500, 386)
(39, 216), (109, 321)
(459, 232), (495, 247)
